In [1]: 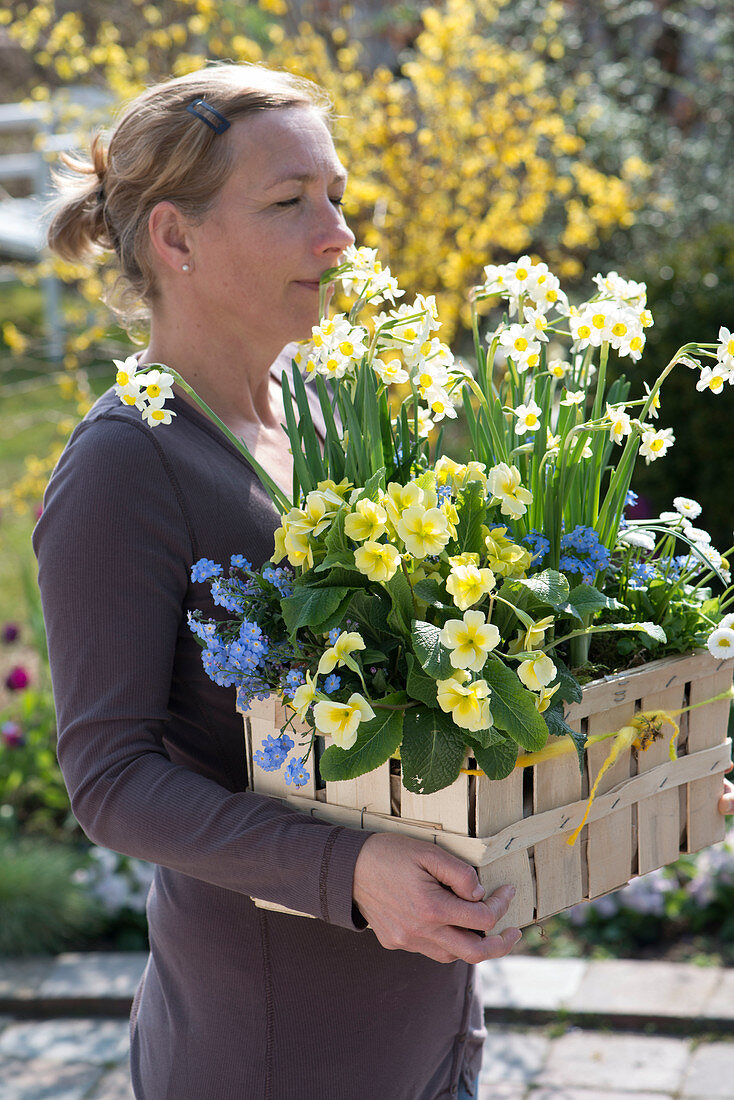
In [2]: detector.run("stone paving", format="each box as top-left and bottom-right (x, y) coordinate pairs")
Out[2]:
(2, 953), (734, 1098)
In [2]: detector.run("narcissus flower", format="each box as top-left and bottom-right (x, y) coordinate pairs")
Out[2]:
(313, 692), (375, 748)
(606, 404), (632, 445)
(440, 610), (501, 671)
(513, 400), (543, 435)
(639, 426), (675, 464)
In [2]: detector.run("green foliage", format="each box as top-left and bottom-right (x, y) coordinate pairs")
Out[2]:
(319, 695), (405, 781)
(400, 705), (467, 795)
(0, 835), (102, 956)
(1, 687), (74, 837)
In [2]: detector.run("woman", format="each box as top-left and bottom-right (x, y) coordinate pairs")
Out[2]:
(34, 64), (523, 1100)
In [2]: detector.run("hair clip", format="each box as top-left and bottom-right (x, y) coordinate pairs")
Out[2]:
(186, 98), (231, 135)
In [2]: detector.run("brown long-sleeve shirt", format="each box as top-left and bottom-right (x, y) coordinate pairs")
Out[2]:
(33, 355), (485, 1100)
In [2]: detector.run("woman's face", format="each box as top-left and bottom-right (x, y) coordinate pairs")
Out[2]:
(185, 107), (354, 359)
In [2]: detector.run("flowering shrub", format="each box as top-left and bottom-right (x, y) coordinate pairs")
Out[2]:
(119, 246), (734, 796)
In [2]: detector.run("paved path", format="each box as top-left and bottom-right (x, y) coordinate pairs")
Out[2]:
(2, 952), (734, 1098)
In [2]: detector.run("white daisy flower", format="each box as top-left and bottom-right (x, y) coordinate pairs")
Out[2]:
(673, 496), (702, 520)
(707, 626), (734, 661)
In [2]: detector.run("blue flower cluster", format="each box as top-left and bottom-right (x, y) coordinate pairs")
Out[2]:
(323, 673), (341, 694)
(522, 530), (551, 565)
(190, 558), (222, 583)
(262, 565), (294, 596)
(253, 733), (294, 771)
(284, 758), (310, 788)
(628, 562), (656, 589)
(436, 483), (453, 506)
(559, 526), (612, 585)
(282, 668), (305, 697)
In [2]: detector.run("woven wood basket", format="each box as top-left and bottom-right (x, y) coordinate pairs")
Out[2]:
(243, 650), (732, 931)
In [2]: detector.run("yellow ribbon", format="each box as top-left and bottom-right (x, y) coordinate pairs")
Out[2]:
(462, 687), (734, 846)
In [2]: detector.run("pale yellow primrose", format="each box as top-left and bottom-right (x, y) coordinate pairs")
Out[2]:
(317, 631), (366, 676)
(440, 609), (501, 671)
(517, 653), (557, 692)
(290, 671), (318, 719)
(396, 504), (451, 559)
(436, 670), (492, 732)
(486, 463), (533, 519)
(446, 562), (496, 611)
(345, 498), (388, 542)
(313, 693), (376, 749)
(353, 541), (401, 582)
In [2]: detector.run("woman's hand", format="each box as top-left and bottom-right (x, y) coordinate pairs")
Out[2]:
(718, 775), (734, 816)
(352, 833), (521, 964)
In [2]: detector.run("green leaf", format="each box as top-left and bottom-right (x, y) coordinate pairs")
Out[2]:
(314, 550), (356, 573)
(319, 696), (405, 781)
(413, 578), (448, 605)
(323, 508), (348, 556)
(504, 569), (570, 611)
(411, 619), (455, 679)
(400, 706), (466, 794)
(543, 704), (587, 773)
(450, 481), (486, 556)
(282, 585), (351, 637)
(600, 620), (667, 644)
(289, 362), (327, 483)
(568, 585), (625, 617)
(310, 566), (370, 589)
(354, 466), (386, 504)
(465, 725), (505, 751)
(472, 737), (518, 781)
(385, 568), (415, 635)
(482, 660), (549, 751)
(551, 656), (583, 705)
(406, 653), (438, 707)
(349, 591), (392, 638)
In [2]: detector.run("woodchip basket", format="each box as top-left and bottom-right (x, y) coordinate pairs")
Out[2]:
(243, 650), (732, 931)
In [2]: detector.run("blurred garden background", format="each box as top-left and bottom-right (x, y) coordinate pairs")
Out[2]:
(1, 0), (734, 959)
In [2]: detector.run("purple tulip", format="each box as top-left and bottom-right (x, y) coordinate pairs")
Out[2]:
(2, 622), (20, 644)
(5, 666), (30, 692)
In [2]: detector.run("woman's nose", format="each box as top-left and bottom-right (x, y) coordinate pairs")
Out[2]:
(316, 205), (355, 255)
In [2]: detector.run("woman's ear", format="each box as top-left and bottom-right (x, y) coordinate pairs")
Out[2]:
(148, 201), (193, 274)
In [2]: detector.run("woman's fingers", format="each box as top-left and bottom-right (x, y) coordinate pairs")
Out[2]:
(352, 833), (523, 964)
(718, 777), (734, 816)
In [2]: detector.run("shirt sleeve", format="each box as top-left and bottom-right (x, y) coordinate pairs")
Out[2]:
(33, 414), (370, 930)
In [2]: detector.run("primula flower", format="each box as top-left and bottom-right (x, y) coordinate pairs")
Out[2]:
(290, 671), (318, 719)
(396, 505), (451, 559)
(313, 692), (375, 748)
(707, 627), (734, 661)
(436, 670), (492, 732)
(446, 563), (496, 611)
(345, 499), (388, 542)
(353, 541), (401, 582)
(317, 631), (366, 675)
(640, 426), (675, 464)
(486, 463), (533, 520)
(440, 610), (501, 671)
(517, 653), (557, 692)
(484, 527), (532, 577)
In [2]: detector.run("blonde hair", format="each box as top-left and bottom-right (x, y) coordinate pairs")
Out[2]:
(47, 64), (331, 326)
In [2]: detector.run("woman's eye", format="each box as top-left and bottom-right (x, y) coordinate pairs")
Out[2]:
(274, 197), (300, 208)
(330, 197), (345, 208)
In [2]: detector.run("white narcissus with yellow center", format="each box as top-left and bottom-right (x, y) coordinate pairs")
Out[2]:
(313, 693), (376, 749)
(439, 609), (501, 672)
(436, 670), (493, 732)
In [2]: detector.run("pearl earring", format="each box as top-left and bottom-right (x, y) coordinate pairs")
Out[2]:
(182, 263), (190, 272)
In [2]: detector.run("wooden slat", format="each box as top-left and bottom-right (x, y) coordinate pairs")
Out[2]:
(478, 851), (535, 933)
(686, 665), (733, 852)
(585, 703), (635, 899)
(400, 771), (470, 834)
(532, 751), (584, 919)
(326, 763), (392, 815)
(636, 683), (685, 876)
(475, 768), (524, 835)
